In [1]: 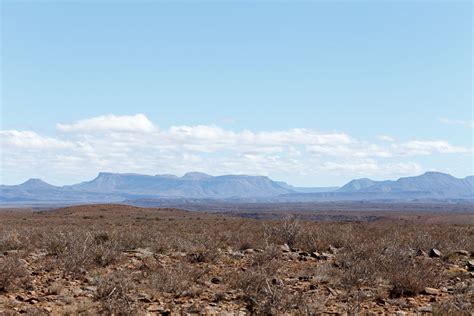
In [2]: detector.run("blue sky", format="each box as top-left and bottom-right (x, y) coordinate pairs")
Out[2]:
(1, 1), (472, 186)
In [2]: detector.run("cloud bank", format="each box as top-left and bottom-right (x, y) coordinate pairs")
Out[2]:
(1, 114), (471, 185)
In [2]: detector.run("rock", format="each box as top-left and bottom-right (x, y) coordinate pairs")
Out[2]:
(310, 251), (321, 259)
(228, 251), (244, 259)
(211, 277), (221, 284)
(279, 244), (291, 252)
(138, 293), (153, 303)
(327, 245), (339, 254)
(243, 248), (256, 255)
(417, 305), (433, 313)
(429, 248), (442, 258)
(129, 248), (154, 258)
(271, 278), (284, 286)
(424, 287), (440, 295)
(146, 304), (165, 312)
(455, 250), (470, 256)
(298, 251), (310, 257)
(317, 252), (334, 260)
(467, 260), (474, 271)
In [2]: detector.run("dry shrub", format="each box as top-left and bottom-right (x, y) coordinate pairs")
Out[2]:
(44, 231), (121, 278)
(95, 271), (135, 315)
(0, 256), (29, 292)
(0, 231), (24, 252)
(337, 227), (444, 297)
(265, 215), (302, 248)
(148, 262), (206, 296)
(229, 247), (302, 313)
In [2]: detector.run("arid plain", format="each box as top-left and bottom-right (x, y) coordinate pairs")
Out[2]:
(0, 204), (473, 314)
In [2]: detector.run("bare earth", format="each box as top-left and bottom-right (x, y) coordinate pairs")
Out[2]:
(0, 204), (473, 314)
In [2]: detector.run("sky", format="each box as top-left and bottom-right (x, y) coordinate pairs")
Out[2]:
(0, 1), (472, 186)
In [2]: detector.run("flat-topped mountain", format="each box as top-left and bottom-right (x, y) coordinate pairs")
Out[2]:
(1, 171), (472, 204)
(69, 172), (293, 198)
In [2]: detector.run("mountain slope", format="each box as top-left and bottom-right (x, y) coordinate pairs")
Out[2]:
(337, 172), (473, 198)
(70, 172), (293, 198)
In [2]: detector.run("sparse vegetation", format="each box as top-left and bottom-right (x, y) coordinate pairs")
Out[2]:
(0, 204), (472, 314)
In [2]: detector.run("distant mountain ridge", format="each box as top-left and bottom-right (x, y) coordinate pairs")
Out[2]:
(1, 171), (473, 204)
(337, 172), (473, 197)
(69, 172), (293, 198)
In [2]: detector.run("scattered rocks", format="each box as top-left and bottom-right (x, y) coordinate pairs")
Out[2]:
(423, 287), (440, 295)
(298, 251), (310, 257)
(429, 248), (442, 258)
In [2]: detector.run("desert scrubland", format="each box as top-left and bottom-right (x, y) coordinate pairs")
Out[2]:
(0, 204), (473, 314)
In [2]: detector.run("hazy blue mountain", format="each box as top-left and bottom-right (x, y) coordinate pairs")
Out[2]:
(1, 171), (473, 204)
(337, 178), (378, 192)
(336, 172), (473, 198)
(68, 172), (294, 198)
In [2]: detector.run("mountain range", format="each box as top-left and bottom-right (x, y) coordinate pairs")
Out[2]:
(1, 171), (473, 205)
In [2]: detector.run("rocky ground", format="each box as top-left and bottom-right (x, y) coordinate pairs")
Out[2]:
(0, 205), (473, 314)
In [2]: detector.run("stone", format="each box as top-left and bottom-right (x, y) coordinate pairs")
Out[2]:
(310, 251), (321, 259)
(317, 252), (334, 260)
(467, 260), (474, 271)
(455, 250), (470, 256)
(228, 251), (244, 259)
(130, 248), (154, 258)
(417, 305), (433, 313)
(279, 244), (291, 252)
(424, 287), (440, 295)
(211, 277), (221, 284)
(327, 245), (339, 254)
(429, 248), (442, 258)
(271, 278), (284, 286)
(243, 248), (256, 255)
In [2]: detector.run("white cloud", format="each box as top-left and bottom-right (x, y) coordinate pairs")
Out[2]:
(439, 118), (474, 128)
(1, 113), (471, 185)
(0, 130), (73, 149)
(321, 160), (423, 176)
(57, 114), (156, 133)
(393, 140), (469, 155)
